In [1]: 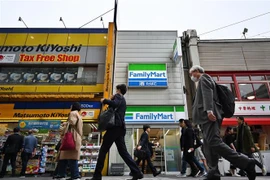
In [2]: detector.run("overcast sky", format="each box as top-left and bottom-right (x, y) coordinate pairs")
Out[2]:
(0, 0), (269, 39)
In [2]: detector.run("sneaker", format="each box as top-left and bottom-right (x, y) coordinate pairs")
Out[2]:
(232, 173), (241, 177)
(176, 173), (187, 177)
(198, 171), (207, 177)
(262, 165), (267, 176)
(20, 176), (26, 179)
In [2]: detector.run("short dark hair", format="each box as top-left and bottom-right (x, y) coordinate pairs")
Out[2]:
(71, 102), (81, 111)
(14, 127), (20, 133)
(116, 84), (127, 95)
(179, 119), (185, 123)
(237, 116), (245, 121)
(184, 120), (192, 128)
(143, 125), (150, 132)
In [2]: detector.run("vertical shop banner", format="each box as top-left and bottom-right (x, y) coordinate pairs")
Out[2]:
(128, 64), (168, 88)
(125, 106), (185, 123)
(18, 120), (61, 130)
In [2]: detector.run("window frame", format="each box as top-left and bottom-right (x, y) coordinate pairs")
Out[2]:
(207, 72), (270, 101)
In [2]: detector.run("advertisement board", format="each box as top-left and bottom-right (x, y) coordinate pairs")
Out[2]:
(0, 54), (16, 63)
(125, 106), (185, 123)
(234, 101), (270, 115)
(128, 64), (168, 88)
(0, 101), (101, 120)
(18, 120), (61, 130)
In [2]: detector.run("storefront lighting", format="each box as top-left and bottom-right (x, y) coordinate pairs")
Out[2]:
(30, 36), (34, 39)
(164, 129), (170, 136)
(247, 96), (255, 100)
(104, 36), (107, 39)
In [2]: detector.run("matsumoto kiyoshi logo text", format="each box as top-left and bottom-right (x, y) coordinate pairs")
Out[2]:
(129, 71), (167, 78)
(0, 44), (82, 53)
(13, 113), (68, 118)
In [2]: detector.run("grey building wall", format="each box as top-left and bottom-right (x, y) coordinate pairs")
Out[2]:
(198, 39), (270, 71)
(114, 31), (185, 105)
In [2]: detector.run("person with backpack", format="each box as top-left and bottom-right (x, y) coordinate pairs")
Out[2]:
(190, 65), (266, 180)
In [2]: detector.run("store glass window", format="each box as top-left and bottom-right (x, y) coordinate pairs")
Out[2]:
(253, 83), (270, 99)
(219, 83), (238, 100)
(219, 76), (233, 81)
(239, 83), (255, 100)
(251, 76), (266, 81)
(0, 66), (97, 85)
(267, 76), (270, 80)
(236, 76), (250, 81)
(212, 76), (218, 81)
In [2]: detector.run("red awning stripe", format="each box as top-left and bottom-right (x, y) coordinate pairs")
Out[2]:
(222, 117), (270, 126)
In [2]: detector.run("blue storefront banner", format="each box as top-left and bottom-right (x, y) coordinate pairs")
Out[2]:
(18, 120), (61, 130)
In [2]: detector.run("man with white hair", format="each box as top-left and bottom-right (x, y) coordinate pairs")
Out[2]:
(190, 65), (266, 180)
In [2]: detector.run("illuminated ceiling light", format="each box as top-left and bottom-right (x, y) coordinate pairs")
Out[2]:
(104, 36), (107, 39)
(247, 96), (255, 100)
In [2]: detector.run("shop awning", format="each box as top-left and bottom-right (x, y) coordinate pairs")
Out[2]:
(222, 117), (270, 126)
(0, 94), (95, 99)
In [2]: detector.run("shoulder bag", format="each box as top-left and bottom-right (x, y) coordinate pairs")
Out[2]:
(98, 99), (123, 132)
(60, 117), (79, 151)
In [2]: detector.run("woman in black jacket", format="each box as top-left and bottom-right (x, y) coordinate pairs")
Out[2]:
(181, 120), (200, 177)
(89, 84), (143, 180)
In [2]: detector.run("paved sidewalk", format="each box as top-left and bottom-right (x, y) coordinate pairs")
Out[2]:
(0, 175), (270, 180)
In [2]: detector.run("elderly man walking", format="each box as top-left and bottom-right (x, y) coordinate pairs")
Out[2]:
(190, 65), (266, 180)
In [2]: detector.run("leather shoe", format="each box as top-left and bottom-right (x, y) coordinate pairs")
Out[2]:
(245, 159), (256, 180)
(153, 170), (161, 177)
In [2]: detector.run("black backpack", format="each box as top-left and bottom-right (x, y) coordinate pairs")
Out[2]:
(215, 82), (235, 118)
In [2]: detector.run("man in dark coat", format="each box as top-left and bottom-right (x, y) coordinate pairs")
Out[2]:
(0, 127), (24, 178)
(136, 125), (161, 177)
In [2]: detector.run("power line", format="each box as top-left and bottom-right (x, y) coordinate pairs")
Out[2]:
(79, 8), (114, 28)
(250, 30), (270, 38)
(199, 11), (270, 36)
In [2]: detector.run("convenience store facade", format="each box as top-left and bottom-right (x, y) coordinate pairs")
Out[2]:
(0, 24), (116, 174)
(109, 31), (187, 174)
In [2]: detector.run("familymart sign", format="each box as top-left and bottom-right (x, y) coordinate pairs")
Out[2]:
(128, 64), (168, 88)
(125, 106), (185, 123)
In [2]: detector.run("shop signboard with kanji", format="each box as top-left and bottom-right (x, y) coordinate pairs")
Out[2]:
(234, 102), (270, 115)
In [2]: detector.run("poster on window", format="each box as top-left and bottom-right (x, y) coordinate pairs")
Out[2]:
(8, 68), (26, 84)
(64, 68), (78, 83)
(166, 149), (175, 161)
(36, 68), (52, 83)
(50, 68), (65, 83)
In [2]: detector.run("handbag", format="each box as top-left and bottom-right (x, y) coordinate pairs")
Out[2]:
(60, 123), (75, 151)
(133, 141), (146, 159)
(98, 99), (122, 131)
(194, 133), (203, 149)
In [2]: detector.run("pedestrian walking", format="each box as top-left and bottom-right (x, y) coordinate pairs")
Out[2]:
(88, 84), (143, 180)
(20, 130), (38, 178)
(236, 116), (267, 176)
(136, 125), (161, 177)
(177, 119), (206, 178)
(0, 127), (24, 178)
(223, 127), (240, 177)
(190, 65), (266, 180)
(57, 102), (83, 180)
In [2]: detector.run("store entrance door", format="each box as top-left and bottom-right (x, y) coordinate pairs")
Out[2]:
(133, 127), (181, 174)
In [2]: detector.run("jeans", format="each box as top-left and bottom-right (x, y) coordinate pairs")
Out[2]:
(58, 159), (80, 179)
(20, 152), (32, 176)
(0, 153), (17, 177)
(181, 152), (205, 174)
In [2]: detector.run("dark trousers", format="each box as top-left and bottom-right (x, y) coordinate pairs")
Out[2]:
(20, 152), (32, 176)
(183, 150), (199, 175)
(182, 153), (205, 174)
(136, 154), (156, 174)
(202, 119), (251, 179)
(94, 127), (140, 178)
(0, 153), (17, 176)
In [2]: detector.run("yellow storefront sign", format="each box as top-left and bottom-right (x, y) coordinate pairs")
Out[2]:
(0, 104), (100, 121)
(0, 124), (8, 135)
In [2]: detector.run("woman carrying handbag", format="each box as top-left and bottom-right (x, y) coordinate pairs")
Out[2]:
(57, 102), (83, 180)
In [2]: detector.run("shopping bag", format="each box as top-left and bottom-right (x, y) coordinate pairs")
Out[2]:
(98, 107), (116, 132)
(60, 123), (75, 151)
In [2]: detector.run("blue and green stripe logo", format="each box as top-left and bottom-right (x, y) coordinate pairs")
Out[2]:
(128, 64), (168, 87)
(125, 106), (185, 123)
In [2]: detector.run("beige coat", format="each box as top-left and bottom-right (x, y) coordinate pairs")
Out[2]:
(59, 111), (83, 160)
